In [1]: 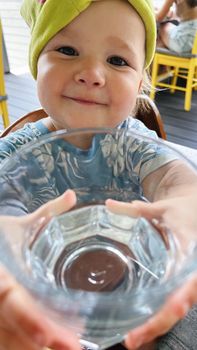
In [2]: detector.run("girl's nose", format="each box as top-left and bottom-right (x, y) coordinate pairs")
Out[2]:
(74, 61), (105, 88)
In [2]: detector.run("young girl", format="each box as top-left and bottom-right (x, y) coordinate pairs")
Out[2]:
(0, 0), (197, 349)
(0, 0), (175, 215)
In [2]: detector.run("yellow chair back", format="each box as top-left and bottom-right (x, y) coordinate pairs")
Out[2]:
(150, 32), (197, 111)
(192, 32), (197, 55)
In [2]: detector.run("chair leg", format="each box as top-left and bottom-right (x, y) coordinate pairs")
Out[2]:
(1, 100), (9, 128)
(194, 67), (197, 91)
(170, 66), (179, 93)
(0, 20), (10, 128)
(185, 63), (195, 111)
(0, 84), (10, 128)
(150, 55), (159, 101)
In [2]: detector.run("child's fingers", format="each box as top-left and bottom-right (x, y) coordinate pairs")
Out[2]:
(125, 302), (187, 349)
(0, 265), (80, 350)
(0, 191), (80, 350)
(125, 274), (197, 349)
(0, 327), (41, 350)
(0, 265), (50, 347)
(169, 273), (197, 308)
(26, 189), (77, 223)
(14, 189), (77, 232)
(0, 190), (77, 231)
(106, 199), (164, 220)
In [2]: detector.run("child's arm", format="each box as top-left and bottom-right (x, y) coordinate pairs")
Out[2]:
(142, 159), (197, 202)
(155, 0), (175, 22)
(106, 193), (197, 349)
(106, 161), (197, 349)
(125, 272), (197, 349)
(0, 190), (80, 350)
(0, 264), (80, 350)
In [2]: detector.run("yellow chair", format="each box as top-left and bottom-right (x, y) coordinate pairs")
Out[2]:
(150, 33), (197, 111)
(0, 19), (10, 128)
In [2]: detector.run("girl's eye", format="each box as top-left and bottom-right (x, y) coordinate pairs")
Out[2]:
(107, 56), (129, 67)
(57, 46), (78, 56)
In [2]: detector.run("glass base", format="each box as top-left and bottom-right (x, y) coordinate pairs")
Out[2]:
(24, 205), (175, 349)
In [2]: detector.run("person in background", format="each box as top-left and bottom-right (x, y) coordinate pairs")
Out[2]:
(0, 0), (197, 349)
(155, 0), (177, 22)
(156, 0), (197, 53)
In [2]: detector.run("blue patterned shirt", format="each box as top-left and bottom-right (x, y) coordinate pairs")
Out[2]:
(0, 117), (176, 215)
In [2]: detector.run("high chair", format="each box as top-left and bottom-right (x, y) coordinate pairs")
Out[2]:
(150, 33), (197, 111)
(0, 95), (166, 139)
(0, 19), (10, 127)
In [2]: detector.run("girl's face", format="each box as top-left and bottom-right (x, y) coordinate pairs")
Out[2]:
(37, 0), (145, 130)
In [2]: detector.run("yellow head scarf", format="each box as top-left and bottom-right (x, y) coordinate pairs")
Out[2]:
(21, 0), (156, 79)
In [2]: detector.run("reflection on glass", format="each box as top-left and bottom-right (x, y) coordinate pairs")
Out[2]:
(0, 128), (196, 350)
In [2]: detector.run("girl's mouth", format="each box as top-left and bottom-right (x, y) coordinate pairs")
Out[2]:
(65, 96), (106, 106)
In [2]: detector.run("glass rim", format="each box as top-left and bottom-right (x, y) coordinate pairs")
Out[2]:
(0, 126), (196, 171)
(1, 126), (197, 308)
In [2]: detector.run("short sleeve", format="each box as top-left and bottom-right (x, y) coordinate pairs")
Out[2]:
(123, 117), (178, 182)
(0, 121), (49, 164)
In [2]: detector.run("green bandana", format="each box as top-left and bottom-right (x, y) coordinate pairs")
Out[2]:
(21, 0), (156, 79)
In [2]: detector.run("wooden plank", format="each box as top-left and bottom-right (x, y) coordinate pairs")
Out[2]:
(166, 134), (197, 149)
(155, 89), (197, 149)
(5, 78), (35, 91)
(162, 116), (197, 132)
(4, 73), (40, 121)
(164, 123), (197, 141)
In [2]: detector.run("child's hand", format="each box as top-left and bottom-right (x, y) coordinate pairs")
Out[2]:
(106, 193), (197, 241)
(124, 275), (197, 349)
(0, 189), (80, 350)
(0, 264), (80, 350)
(106, 195), (197, 349)
(20, 188), (77, 227)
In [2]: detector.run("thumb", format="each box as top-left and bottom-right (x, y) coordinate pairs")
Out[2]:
(106, 199), (165, 220)
(20, 189), (77, 227)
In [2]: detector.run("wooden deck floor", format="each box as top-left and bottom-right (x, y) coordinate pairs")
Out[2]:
(2, 72), (197, 149)
(155, 89), (197, 149)
(3, 73), (40, 126)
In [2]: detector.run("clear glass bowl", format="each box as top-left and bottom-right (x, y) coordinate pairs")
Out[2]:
(0, 127), (197, 350)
